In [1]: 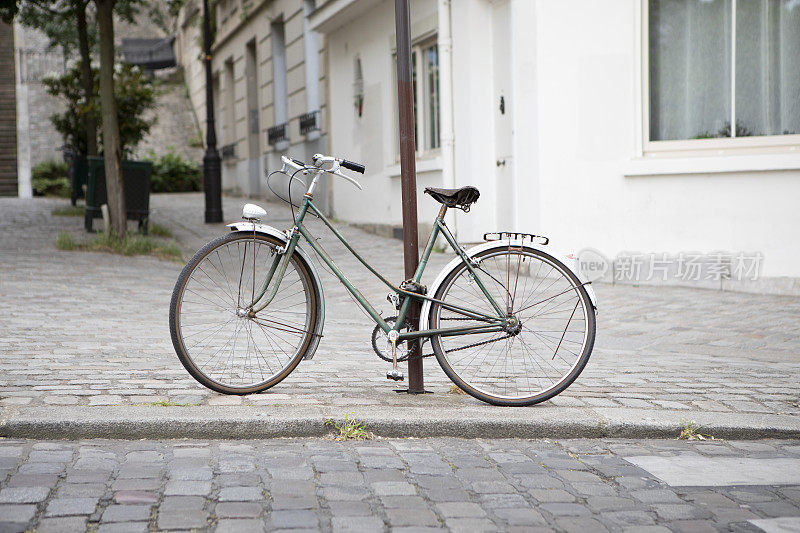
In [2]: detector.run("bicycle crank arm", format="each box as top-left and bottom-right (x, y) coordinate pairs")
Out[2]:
(386, 330), (405, 381)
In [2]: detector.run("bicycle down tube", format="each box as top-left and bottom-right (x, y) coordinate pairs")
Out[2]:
(245, 195), (509, 341)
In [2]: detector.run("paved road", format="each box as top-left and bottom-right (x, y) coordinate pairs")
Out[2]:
(1, 437), (799, 532)
(0, 194), (799, 437)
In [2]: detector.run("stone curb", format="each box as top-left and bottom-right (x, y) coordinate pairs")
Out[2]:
(1, 406), (798, 440)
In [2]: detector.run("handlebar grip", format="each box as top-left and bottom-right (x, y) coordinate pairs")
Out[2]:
(291, 158), (306, 167)
(340, 159), (366, 174)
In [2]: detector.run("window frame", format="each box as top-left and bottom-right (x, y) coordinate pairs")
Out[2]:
(418, 38), (440, 152)
(393, 34), (441, 159)
(640, 0), (800, 157)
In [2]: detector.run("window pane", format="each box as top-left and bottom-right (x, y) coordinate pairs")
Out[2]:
(736, 0), (800, 136)
(424, 44), (440, 149)
(649, 0), (732, 140)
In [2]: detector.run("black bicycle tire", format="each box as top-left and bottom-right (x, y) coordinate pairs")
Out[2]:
(430, 246), (596, 406)
(169, 232), (319, 395)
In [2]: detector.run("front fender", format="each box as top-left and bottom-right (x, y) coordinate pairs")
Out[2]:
(419, 240), (598, 332)
(227, 222), (325, 360)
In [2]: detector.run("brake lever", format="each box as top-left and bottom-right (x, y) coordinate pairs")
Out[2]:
(332, 169), (363, 190)
(277, 166), (308, 188)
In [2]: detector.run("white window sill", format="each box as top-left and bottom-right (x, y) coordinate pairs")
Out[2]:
(624, 152), (800, 177)
(388, 156), (442, 178)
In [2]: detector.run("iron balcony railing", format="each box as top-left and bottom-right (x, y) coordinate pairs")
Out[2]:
(268, 123), (289, 146)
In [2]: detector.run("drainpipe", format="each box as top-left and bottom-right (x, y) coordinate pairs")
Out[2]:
(437, 0), (456, 236)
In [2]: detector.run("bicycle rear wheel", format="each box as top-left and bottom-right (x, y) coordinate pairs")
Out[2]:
(429, 245), (595, 406)
(169, 232), (319, 394)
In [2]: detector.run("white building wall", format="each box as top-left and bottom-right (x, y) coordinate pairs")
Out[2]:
(526, 0), (800, 285)
(317, 0), (800, 291)
(320, 0), (535, 242)
(449, 0), (503, 243)
(321, 0), (445, 231)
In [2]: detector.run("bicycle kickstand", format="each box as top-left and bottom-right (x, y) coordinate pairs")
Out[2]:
(386, 330), (404, 381)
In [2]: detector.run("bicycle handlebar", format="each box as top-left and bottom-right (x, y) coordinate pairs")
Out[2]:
(279, 154), (364, 191)
(340, 159), (365, 174)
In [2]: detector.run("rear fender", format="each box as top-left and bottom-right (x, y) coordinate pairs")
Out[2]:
(227, 222), (325, 360)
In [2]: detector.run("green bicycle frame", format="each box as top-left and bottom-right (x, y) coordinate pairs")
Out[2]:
(247, 195), (510, 342)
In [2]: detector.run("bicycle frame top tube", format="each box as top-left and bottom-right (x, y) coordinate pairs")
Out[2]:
(249, 164), (509, 338)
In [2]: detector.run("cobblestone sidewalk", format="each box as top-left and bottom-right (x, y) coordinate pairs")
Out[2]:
(0, 195), (799, 438)
(0, 437), (799, 532)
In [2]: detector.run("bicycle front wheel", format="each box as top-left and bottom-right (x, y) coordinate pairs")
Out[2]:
(430, 245), (595, 406)
(169, 232), (319, 394)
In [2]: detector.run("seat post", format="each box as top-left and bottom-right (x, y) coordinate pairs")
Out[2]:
(437, 204), (448, 220)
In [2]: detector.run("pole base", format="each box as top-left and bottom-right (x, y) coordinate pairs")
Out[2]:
(203, 149), (223, 223)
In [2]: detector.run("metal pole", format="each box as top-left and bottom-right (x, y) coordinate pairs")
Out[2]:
(394, 0), (424, 393)
(203, 0), (222, 223)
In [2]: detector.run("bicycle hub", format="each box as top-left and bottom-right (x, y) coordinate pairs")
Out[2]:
(504, 316), (523, 336)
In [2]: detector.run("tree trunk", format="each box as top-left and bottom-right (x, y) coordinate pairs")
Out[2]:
(75, 1), (97, 156)
(95, 0), (125, 238)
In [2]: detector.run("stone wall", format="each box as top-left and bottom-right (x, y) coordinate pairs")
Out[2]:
(13, 3), (204, 197)
(129, 69), (204, 163)
(14, 24), (67, 178)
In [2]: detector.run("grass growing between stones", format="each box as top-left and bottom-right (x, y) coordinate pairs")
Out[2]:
(678, 419), (716, 441)
(325, 413), (374, 441)
(52, 205), (85, 217)
(56, 231), (183, 262)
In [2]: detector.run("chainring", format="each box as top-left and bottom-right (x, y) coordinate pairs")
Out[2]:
(372, 316), (512, 362)
(371, 316), (413, 362)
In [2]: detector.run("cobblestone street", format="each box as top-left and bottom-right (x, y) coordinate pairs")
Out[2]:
(2, 194), (800, 531)
(1, 194), (798, 438)
(1, 437), (799, 532)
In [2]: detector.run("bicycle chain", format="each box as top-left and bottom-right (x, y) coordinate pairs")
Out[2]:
(399, 317), (513, 361)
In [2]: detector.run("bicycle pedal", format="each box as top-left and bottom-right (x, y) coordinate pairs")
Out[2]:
(386, 369), (405, 381)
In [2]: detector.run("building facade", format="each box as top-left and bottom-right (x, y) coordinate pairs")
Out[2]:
(311, 0), (800, 294)
(177, 0), (330, 210)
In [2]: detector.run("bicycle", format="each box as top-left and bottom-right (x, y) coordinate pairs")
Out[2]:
(169, 154), (597, 406)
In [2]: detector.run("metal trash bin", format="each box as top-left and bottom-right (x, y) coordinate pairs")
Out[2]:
(84, 156), (152, 234)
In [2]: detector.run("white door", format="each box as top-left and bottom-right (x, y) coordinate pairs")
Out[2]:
(492, 0), (514, 230)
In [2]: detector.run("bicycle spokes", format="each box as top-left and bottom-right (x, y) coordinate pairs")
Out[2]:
(171, 234), (317, 393)
(431, 248), (594, 405)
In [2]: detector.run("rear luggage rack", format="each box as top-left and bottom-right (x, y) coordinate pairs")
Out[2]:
(483, 232), (549, 246)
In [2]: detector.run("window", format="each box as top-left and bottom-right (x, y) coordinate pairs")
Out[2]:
(245, 40), (259, 158)
(395, 38), (440, 154)
(224, 59), (235, 145)
(271, 19), (288, 126)
(647, 0), (800, 144)
(217, 0), (237, 25)
(303, 0), (320, 118)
